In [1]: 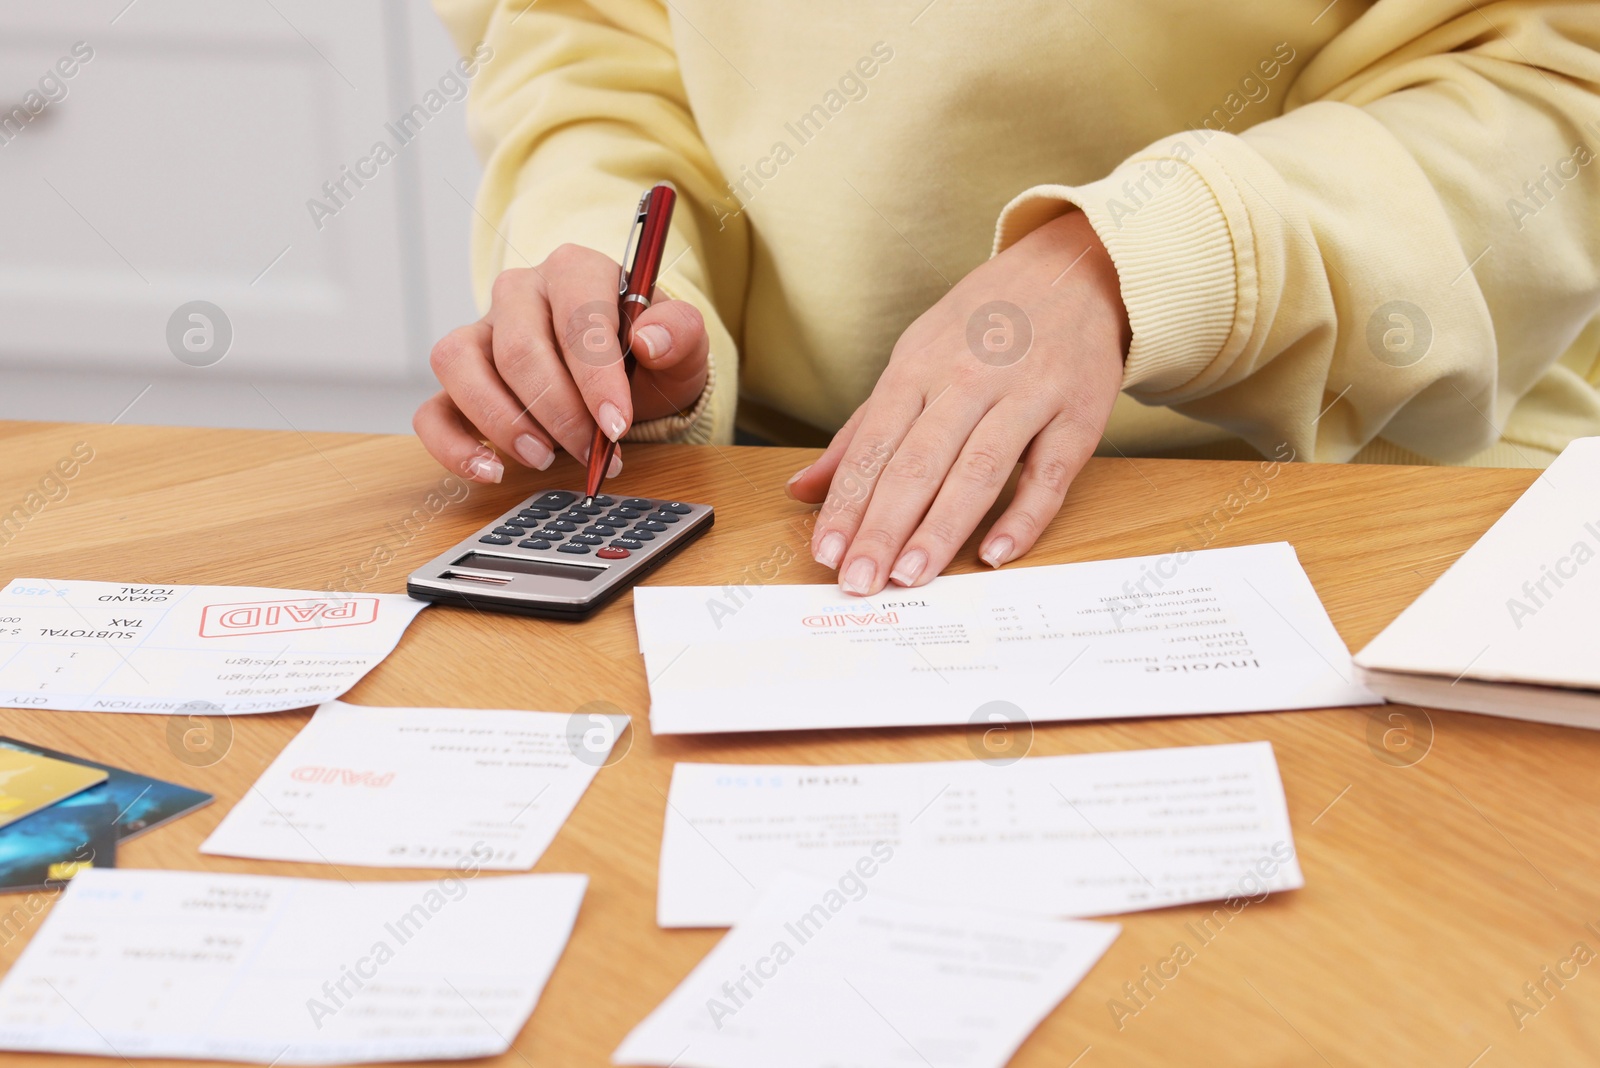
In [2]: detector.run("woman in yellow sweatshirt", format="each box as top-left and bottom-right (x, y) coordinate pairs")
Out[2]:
(414, 0), (1600, 597)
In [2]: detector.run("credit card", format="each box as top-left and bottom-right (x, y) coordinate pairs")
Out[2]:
(0, 749), (108, 828)
(0, 738), (213, 841)
(0, 791), (117, 893)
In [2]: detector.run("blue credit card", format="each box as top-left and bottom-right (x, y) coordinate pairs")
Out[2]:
(0, 738), (213, 894)
(0, 792), (117, 893)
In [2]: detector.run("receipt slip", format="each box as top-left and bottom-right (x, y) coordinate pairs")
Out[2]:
(657, 741), (1302, 927)
(203, 701), (626, 870)
(0, 868), (586, 1065)
(633, 542), (1377, 734)
(615, 871), (1119, 1068)
(0, 579), (428, 714)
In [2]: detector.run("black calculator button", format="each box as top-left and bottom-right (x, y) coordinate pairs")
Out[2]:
(628, 529), (655, 541)
(602, 512), (632, 524)
(589, 495), (615, 507)
(546, 520), (577, 532)
(597, 546), (630, 559)
(647, 512), (680, 524)
(517, 508), (551, 520)
(492, 525), (525, 536)
(584, 525), (617, 537)
(638, 520), (667, 533)
(479, 534), (514, 545)
(557, 543), (592, 554)
(570, 534), (604, 545)
(612, 538), (643, 550)
(576, 504), (603, 515)
(501, 516), (536, 527)
(535, 530), (564, 540)
(518, 539), (552, 550)
(535, 491), (577, 508)
(621, 498), (652, 510)
(613, 508), (642, 520)
(661, 502), (693, 514)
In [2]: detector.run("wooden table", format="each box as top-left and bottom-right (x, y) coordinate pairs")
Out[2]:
(1, 419), (1595, 1068)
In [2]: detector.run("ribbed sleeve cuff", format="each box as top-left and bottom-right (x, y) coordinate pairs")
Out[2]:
(994, 154), (1239, 397)
(625, 350), (717, 444)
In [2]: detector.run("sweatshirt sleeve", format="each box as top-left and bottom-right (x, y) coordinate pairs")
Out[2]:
(994, 3), (1600, 463)
(432, 0), (746, 445)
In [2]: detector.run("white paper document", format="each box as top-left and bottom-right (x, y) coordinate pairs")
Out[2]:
(657, 741), (1301, 928)
(202, 700), (624, 869)
(0, 867), (586, 1065)
(634, 542), (1376, 734)
(0, 579), (428, 714)
(1355, 436), (1600, 726)
(615, 871), (1118, 1068)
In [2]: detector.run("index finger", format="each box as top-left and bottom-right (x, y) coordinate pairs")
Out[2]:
(809, 388), (924, 569)
(544, 247), (633, 443)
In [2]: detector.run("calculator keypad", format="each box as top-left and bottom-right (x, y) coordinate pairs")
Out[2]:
(472, 492), (705, 568)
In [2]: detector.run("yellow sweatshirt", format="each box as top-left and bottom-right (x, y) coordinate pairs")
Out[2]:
(433, 0), (1600, 467)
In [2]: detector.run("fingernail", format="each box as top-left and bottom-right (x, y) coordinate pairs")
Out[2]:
(840, 557), (876, 595)
(466, 455), (503, 483)
(980, 535), (1014, 568)
(598, 401), (627, 442)
(514, 433), (554, 471)
(889, 549), (927, 587)
(634, 324), (670, 360)
(607, 453), (623, 478)
(784, 466), (810, 499)
(815, 531), (845, 569)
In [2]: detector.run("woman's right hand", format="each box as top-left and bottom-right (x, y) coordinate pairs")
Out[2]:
(414, 243), (710, 483)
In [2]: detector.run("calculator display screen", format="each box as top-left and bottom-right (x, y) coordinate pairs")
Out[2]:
(449, 552), (604, 582)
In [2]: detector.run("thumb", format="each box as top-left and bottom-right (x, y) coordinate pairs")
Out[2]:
(628, 298), (708, 382)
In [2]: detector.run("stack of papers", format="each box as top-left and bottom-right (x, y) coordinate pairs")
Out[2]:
(0, 868), (586, 1064)
(658, 742), (1301, 927)
(203, 700), (626, 869)
(0, 579), (428, 714)
(1355, 436), (1600, 727)
(634, 543), (1376, 733)
(615, 871), (1119, 1068)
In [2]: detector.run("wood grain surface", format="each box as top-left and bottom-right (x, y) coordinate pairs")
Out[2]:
(1, 419), (1595, 1068)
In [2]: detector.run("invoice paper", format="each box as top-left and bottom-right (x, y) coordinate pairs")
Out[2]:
(634, 542), (1376, 734)
(0, 579), (428, 714)
(614, 871), (1119, 1068)
(658, 741), (1301, 927)
(0, 867), (586, 1065)
(203, 700), (625, 869)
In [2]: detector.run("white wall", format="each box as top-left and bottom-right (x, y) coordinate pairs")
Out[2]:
(0, 0), (481, 433)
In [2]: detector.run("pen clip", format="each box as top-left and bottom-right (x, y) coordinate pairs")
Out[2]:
(617, 189), (651, 296)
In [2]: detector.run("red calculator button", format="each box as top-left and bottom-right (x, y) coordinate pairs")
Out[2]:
(596, 547), (631, 559)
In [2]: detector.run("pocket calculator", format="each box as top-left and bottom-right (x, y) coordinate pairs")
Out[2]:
(407, 489), (713, 620)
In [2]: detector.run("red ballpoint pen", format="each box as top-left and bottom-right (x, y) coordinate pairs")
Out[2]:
(584, 182), (678, 503)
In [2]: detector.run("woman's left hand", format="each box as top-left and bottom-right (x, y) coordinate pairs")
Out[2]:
(787, 210), (1131, 596)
